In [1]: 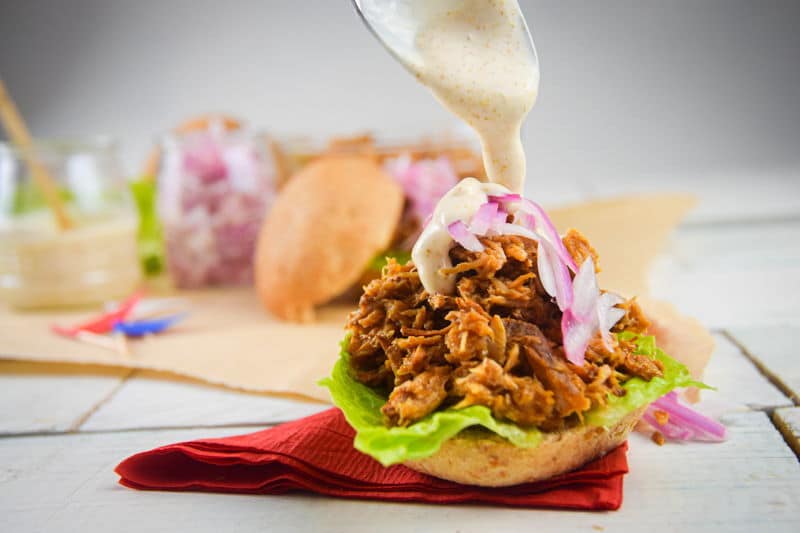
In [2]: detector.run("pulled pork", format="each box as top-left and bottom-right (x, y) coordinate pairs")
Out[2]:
(347, 231), (660, 430)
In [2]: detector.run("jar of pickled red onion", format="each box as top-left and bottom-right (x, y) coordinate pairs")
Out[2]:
(158, 124), (277, 288)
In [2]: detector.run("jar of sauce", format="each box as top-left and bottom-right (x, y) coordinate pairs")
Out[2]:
(0, 137), (142, 308)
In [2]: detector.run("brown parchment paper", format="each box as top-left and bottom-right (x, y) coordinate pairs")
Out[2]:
(549, 194), (696, 298)
(0, 194), (711, 403)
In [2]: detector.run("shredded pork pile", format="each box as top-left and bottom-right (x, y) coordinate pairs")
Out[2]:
(346, 230), (661, 431)
(348, 230), (663, 430)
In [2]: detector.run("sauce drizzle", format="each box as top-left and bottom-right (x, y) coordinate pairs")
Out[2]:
(408, 0), (538, 294)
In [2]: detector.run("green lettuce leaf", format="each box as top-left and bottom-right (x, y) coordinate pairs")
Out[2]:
(583, 332), (709, 427)
(319, 333), (704, 466)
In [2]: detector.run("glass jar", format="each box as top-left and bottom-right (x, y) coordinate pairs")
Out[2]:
(0, 137), (141, 309)
(158, 127), (277, 288)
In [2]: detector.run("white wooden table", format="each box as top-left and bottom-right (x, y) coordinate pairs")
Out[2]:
(2, 175), (799, 532)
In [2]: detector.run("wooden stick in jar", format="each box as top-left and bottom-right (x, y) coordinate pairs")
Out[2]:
(0, 79), (73, 230)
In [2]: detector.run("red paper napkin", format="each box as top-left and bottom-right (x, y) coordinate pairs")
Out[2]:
(116, 408), (628, 510)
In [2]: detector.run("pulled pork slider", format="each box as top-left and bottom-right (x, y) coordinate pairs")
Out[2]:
(323, 179), (704, 486)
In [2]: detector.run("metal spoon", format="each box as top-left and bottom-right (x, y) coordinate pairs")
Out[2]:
(351, 0), (539, 75)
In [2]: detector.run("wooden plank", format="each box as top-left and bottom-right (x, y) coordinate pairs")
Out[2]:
(81, 370), (328, 432)
(773, 407), (800, 458)
(649, 220), (800, 329)
(728, 326), (800, 404)
(0, 361), (129, 435)
(0, 411), (797, 532)
(697, 334), (791, 412)
(0, 426), (255, 533)
(617, 412), (799, 532)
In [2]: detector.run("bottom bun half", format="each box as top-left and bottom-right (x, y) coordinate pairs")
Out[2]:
(404, 406), (645, 487)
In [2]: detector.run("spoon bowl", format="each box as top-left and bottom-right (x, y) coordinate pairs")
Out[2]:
(352, 0), (539, 74)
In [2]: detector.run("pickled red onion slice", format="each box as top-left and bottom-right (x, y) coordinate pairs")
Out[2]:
(496, 222), (540, 242)
(597, 292), (626, 349)
(561, 258), (627, 363)
(538, 239), (573, 311)
(468, 201), (499, 235)
(489, 193), (578, 271)
(646, 391), (727, 442)
(571, 258), (599, 321)
(447, 220), (484, 252)
(561, 308), (595, 366)
(560, 258), (600, 365)
(536, 241), (557, 302)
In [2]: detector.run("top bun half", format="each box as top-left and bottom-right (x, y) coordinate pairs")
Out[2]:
(255, 155), (404, 322)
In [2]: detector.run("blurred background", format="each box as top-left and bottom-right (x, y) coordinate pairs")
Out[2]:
(1, 0), (799, 221)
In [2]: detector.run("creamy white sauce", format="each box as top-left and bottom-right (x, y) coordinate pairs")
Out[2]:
(412, 177), (510, 294)
(406, 0), (538, 294)
(0, 211), (141, 308)
(412, 0), (538, 193)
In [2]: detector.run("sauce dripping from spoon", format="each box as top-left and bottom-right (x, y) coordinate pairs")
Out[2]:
(406, 0), (539, 293)
(411, 0), (538, 193)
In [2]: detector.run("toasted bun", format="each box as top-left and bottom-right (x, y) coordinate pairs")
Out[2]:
(404, 407), (644, 487)
(255, 155), (404, 322)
